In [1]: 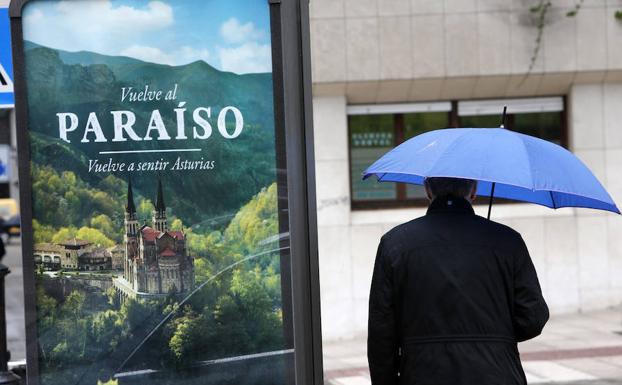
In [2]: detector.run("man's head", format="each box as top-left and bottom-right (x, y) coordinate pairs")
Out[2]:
(423, 177), (478, 202)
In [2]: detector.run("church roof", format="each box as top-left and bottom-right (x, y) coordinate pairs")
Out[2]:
(166, 231), (185, 240)
(141, 227), (185, 242)
(141, 226), (160, 242)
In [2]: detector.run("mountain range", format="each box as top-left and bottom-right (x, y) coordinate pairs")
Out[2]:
(24, 41), (278, 227)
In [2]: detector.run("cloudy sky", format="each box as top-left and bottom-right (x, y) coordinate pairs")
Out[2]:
(22, 0), (272, 74)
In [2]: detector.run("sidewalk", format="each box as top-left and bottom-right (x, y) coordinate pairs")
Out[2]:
(323, 308), (622, 385)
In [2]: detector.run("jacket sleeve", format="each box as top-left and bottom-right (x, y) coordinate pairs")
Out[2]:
(367, 238), (400, 385)
(513, 235), (549, 342)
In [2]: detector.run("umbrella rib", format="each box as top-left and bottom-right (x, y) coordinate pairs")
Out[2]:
(479, 129), (502, 188)
(550, 191), (557, 209)
(518, 134), (536, 191)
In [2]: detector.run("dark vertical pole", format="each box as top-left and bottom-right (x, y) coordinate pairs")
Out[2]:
(487, 106), (507, 220)
(500, 106), (507, 128)
(449, 101), (459, 128)
(275, 0), (323, 384)
(0, 265), (9, 368)
(0, 264), (20, 384)
(487, 183), (496, 220)
(11, 4), (42, 382)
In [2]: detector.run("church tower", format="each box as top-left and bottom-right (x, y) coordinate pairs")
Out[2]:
(124, 179), (139, 282)
(152, 178), (168, 232)
(125, 180), (139, 238)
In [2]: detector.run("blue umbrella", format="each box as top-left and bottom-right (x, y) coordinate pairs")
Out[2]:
(363, 123), (620, 218)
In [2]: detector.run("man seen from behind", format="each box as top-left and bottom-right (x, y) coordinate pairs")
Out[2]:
(367, 177), (549, 385)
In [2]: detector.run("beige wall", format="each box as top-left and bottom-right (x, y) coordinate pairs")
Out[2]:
(310, 0), (622, 103)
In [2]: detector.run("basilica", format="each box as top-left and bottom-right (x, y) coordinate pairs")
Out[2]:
(117, 179), (194, 297)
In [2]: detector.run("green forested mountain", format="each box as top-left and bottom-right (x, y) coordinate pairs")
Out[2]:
(24, 43), (277, 228)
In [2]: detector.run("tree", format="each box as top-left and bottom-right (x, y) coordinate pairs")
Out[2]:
(90, 214), (116, 241)
(168, 309), (210, 364)
(137, 198), (153, 223)
(32, 220), (55, 243)
(75, 226), (115, 247)
(63, 290), (86, 320)
(224, 183), (279, 257)
(170, 218), (184, 231)
(120, 299), (152, 335)
(91, 310), (122, 351)
(51, 227), (77, 244)
(209, 267), (283, 356)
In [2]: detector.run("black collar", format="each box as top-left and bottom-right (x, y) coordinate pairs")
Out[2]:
(426, 195), (475, 216)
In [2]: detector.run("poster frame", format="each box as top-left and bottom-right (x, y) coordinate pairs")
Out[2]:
(9, 0), (323, 384)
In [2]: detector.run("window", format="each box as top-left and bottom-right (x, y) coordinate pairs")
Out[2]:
(349, 97), (566, 209)
(350, 114), (397, 201)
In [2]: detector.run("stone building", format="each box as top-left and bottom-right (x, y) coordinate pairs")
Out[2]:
(33, 238), (111, 271)
(107, 245), (125, 270)
(310, 0), (622, 341)
(116, 179), (194, 298)
(77, 246), (112, 271)
(33, 243), (62, 271)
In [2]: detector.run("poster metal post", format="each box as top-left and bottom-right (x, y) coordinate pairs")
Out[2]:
(270, 0), (323, 384)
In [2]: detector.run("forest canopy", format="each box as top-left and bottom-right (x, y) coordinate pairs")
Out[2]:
(36, 183), (285, 385)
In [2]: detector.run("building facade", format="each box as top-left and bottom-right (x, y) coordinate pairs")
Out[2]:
(117, 180), (194, 298)
(310, 0), (622, 341)
(34, 238), (112, 271)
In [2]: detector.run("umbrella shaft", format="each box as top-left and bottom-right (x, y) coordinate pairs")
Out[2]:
(487, 183), (496, 220)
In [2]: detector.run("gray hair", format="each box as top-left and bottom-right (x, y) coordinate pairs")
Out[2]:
(424, 177), (477, 199)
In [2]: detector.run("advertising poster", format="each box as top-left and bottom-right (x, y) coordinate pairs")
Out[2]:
(19, 1), (294, 384)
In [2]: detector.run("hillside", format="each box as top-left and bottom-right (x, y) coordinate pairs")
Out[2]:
(23, 43), (278, 227)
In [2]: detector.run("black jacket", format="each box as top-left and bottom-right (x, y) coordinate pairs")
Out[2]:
(367, 196), (549, 385)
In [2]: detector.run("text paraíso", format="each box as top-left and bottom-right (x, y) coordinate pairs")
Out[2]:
(57, 102), (244, 143)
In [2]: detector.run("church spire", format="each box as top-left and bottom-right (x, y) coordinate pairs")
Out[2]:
(152, 177), (168, 232)
(126, 179), (136, 214)
(155, 177), (165, 214)
(124, 178), (139, 241)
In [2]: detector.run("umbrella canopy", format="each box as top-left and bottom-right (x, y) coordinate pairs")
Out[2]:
(363, 127), (620, 215)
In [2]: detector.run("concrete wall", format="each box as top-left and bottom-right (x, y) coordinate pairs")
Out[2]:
(310, 0), (622, 103)
(310, 1), (622, 341)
